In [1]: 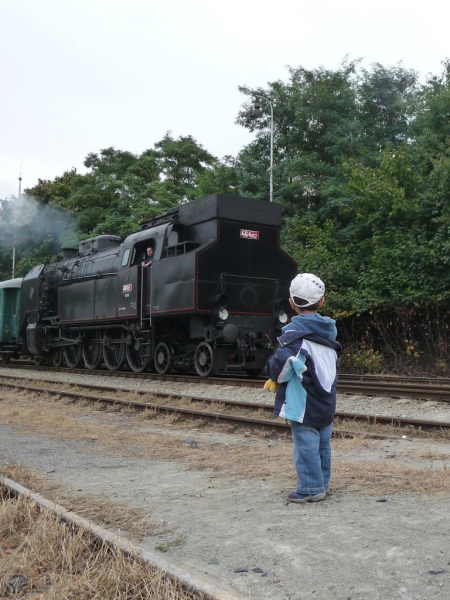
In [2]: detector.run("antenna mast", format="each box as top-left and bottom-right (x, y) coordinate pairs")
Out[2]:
(12, 172), (22, 278)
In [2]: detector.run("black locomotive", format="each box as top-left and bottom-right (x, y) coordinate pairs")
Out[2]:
(2, 194), (297, 376)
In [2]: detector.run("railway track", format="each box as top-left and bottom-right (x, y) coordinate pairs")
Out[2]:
(2, 361), (450, 402)
(336, 376), (450, 401)
(1, 373), (449, 438)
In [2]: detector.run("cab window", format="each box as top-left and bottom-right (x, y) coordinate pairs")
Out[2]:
(121, 248), (131, 267)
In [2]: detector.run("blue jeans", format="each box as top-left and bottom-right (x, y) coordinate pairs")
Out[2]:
(290, 421), (333, 495)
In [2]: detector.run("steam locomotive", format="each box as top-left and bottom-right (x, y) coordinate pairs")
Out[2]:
(0, 194), (297, 376)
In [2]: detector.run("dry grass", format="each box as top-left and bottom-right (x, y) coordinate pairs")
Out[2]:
(418, 448), (450, 460)
(335, 416), (450, 441)
(0, 463), (170, 541)
(333, 459), (449, 494)
(1, 387), (449, 498)
(331, 436), (450, 494)
(0, 489), (207, 600)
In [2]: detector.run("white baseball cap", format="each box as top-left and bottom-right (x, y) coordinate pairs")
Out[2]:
(289, 273), (325, 308)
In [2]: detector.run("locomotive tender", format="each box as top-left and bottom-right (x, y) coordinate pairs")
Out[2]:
(0, 194), (297, 376)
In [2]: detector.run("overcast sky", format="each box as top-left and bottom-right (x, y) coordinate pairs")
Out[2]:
(1, 0), (448, 199)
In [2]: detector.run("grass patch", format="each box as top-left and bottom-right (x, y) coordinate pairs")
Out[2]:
(0, 488), (207, 600)
(0, 464), (170, 542)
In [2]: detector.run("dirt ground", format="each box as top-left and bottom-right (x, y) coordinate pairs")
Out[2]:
(0, 390), (449, 600)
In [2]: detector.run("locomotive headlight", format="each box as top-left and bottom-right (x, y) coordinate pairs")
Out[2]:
(218, 307), (229, 321)
(278, 311), (288, 324)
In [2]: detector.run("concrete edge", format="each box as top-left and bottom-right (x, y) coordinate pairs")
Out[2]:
(0, 475), (241, 600)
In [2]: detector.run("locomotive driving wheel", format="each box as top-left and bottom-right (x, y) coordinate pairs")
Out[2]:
(63, 343), (82, 369)
(82, 331), (102, 370)
(103, 329), (125, 371)
(126, 337), (150, 373)
(194, 341), (215, 378)
(154, 342), (172, 374)
(51, 348), (63, 367)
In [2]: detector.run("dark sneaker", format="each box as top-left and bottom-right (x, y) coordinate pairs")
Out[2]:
(287, 492), (326, 503)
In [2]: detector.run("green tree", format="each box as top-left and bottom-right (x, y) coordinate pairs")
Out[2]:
(48, 135), (218, 239)
(356, 63), (418, 163)
(196, 156), (240, 198)
(236, 60), (419, 222)
(339, 144), (447, 308)
(237, 60), (361, 213)
(64, 148), (153, 238)
(26, 169), (79, 207)
(412, 60), (450, 275)
(153, 132), (216, 200)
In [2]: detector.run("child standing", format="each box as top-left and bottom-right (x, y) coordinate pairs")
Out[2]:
(266, 273), (341, 503)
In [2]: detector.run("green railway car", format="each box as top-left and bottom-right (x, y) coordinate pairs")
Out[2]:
(0, 278), (22, 362)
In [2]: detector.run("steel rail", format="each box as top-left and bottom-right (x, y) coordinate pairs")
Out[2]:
(2, 363), (450, 402)
(1, 378), (449, 435)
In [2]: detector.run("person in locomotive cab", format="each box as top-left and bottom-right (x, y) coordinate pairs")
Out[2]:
(141, 247), (153, 268)
(265, 273), (341, 503)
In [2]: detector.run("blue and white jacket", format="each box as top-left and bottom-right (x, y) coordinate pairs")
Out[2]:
(266, 313), (341, 428)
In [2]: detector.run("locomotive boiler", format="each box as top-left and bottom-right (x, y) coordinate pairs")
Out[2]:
(1, 194), (298, 376)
